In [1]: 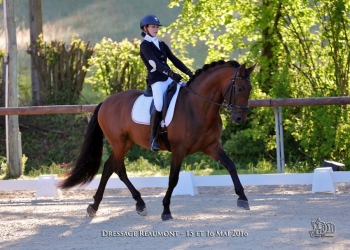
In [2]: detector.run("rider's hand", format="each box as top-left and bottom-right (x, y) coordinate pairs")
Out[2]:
(168, 71), (182, 82)
(186, 69), (193, 78)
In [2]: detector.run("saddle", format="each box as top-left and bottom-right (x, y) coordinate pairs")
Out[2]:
(143, 81), (178, 152)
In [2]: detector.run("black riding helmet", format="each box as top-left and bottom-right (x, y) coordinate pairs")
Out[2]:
(140, 14), (162, 29)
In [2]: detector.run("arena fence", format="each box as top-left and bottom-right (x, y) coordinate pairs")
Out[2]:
(1, 97), (350, 197)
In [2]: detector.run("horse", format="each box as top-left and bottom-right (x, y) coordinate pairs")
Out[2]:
(58, 60), (256, 221)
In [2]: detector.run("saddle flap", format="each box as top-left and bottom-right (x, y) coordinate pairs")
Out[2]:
(132, 82), (183, 127)
(162, 81), (177, 119)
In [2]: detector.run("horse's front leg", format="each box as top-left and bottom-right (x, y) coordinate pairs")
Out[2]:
(161, 152), (185, 221)
(205, 144), (250, 210)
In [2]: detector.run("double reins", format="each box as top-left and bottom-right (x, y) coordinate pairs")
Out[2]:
(181, 66), (250, 113)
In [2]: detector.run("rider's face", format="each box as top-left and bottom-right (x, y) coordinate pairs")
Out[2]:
(144, 24), (159, 37)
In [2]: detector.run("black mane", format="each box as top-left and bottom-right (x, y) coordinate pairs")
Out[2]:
(187, 60), (241, 86)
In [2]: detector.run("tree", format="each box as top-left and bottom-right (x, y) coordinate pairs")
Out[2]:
(166, 0), (350, 168)
(86, 38), (147, 96)
(27, 36), (94, 105)
(3, 0), (22, 177)
(29, 0), (43, 105)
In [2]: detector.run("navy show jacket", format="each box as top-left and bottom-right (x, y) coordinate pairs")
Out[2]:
(140, 39), (190, 86)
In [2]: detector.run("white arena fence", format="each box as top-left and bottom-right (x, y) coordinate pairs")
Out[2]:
(0, 168), (349, 198)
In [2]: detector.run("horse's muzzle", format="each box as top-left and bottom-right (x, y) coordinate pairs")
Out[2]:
(231, 113), (247, 124)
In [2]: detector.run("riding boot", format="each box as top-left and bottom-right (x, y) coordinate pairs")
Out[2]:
(150, 109), (162, 152)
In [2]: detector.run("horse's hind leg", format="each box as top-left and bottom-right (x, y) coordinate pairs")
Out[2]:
(110, 139), (147, 216)
(114, 154), (147, 216)
(87, 154), (115, 217)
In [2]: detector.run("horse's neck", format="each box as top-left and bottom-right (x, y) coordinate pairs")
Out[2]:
(195, 71), (227, 98)
(186, 78), (224, 115)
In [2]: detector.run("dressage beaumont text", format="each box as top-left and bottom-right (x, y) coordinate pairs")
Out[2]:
(101, 230), (248, 237)
(101, 230), (180, 237)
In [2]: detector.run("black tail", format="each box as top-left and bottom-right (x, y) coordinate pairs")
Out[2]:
(58, 103), (104, 189)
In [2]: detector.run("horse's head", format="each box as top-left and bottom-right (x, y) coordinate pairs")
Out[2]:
(224, 63), (256, 124)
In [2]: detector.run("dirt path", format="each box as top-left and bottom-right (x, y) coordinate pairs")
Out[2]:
(1, 184), (350, 250)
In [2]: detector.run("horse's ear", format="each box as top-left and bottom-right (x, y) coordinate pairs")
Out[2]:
(238, 63), (246, 76)
(247, 63), (257, 74)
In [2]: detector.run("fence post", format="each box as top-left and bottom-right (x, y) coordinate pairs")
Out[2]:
(279, 106), (285, 172)
(274, 107), (281, 173)
(274, 107), (285, 173)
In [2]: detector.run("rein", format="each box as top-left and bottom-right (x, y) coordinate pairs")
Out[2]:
(181, 66), (250, 114)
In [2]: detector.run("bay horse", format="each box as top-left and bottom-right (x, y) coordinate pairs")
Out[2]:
(59, 60), (256, 221)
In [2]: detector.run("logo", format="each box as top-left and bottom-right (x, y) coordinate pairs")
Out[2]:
(309, 218), (335, 237)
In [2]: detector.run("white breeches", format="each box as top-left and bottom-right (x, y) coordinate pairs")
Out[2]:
(151, 77), (173, 112)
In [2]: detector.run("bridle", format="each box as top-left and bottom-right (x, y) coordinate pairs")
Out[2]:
(223, 67), (250, 114)
(181, 66), (251, 114)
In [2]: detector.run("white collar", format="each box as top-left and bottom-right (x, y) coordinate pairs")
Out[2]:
(144, 34), (160, 49)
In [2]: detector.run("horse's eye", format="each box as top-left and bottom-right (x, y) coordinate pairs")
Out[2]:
(237, 87), (244, 92)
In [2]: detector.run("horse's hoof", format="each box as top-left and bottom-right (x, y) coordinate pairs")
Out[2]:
(237, 199), (250, 210)
(136, 205), (147, 216)
(87, 204), (97, 217)
(161, 214), (173, 221)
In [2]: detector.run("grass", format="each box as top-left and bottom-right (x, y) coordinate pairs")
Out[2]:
(0, 1), (182, 50)
(0, 156), (286, 180)
(1, 152), (317, 180)
(0, 0), (181, 43)
(0, 168), (276, 180)
(1, 166), (309, 180)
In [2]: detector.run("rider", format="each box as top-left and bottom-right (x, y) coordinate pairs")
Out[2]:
(139, 14), (193, 152)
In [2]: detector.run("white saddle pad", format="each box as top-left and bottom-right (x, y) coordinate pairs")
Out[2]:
(132, 82), (183, 127)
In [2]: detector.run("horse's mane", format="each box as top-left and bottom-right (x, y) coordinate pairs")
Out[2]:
(187, 60), (241, 86)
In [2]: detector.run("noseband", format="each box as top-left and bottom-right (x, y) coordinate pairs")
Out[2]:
(182, 66), (250, 115)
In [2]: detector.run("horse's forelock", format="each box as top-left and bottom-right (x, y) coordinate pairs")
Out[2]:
(187, 60), (241, 86)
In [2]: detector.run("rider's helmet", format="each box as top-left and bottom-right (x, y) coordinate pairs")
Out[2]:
(140, 14), (162, 29)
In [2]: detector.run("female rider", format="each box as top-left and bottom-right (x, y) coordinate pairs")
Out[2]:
(139, 14), (193, 151)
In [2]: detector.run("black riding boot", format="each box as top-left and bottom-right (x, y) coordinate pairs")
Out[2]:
(150, 109), (162, 151)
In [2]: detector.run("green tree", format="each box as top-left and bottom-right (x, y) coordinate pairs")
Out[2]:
(29, 0), (43, 105)
(166, 0), (350, 169)
(86, 38), (147, 96)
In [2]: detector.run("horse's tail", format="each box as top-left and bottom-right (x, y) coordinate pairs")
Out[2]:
(58, 103), (104, 189)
